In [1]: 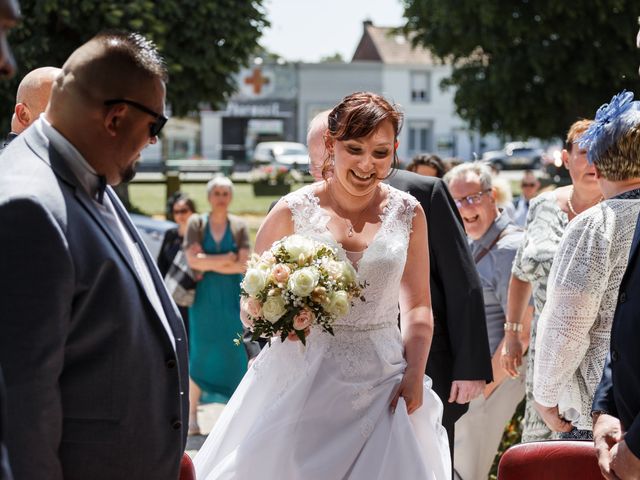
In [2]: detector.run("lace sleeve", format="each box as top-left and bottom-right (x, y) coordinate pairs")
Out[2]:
(395, 189), (419, 237)
(533, 209), (612, 407)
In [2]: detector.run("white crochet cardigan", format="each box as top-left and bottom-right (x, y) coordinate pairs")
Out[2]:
(533, 199), (640, 430)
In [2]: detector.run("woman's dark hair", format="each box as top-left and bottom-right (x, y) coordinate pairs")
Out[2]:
(167, 192), (196, 220)
(323, 92), (403, 179)
(406, 154), (446, 178)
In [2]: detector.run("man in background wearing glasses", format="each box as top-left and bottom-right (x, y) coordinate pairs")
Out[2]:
(444, 162), (529, 480)
(0, 31), (188, 479)
(513, 170), (541, 226)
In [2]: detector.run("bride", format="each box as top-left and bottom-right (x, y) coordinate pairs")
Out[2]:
(194, 92), (450, 479)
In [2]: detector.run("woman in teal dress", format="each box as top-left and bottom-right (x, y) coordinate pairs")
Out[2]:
(185, 176), (250, 435)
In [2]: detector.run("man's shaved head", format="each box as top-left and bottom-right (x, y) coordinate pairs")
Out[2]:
(307, 109), (331, 180)
(11, 66), (60, 133)
(45, 30), (168, 185)
(51, 30), (167, 107)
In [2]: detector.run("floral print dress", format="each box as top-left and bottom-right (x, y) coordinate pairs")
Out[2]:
(511, 190), (568, 442)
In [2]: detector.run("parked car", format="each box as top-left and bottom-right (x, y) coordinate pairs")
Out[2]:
(481, 142), (544, 170)
(130, 213), (177, 259)
(542, 144), (571, 185)
(252, 141), (309, 170)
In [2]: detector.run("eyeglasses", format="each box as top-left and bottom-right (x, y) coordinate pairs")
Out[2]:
(521, 182), (537, 188)
(172, 208), (191, 215)
(104, 98), (168, 137)
(453, 189), (492, 208)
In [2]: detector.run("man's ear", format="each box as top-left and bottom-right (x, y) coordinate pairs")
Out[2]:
(15, 103), (30, 127)
(103, 104), (127, 137)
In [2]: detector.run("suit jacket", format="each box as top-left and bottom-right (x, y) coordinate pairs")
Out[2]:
(386, 171), (492, 405)
(593, 214), (640, 458)
(0, 126), (189, 479)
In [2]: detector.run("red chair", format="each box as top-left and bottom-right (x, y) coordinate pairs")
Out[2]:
(180, 453), (196, 480)
(498, 440), (603, 479)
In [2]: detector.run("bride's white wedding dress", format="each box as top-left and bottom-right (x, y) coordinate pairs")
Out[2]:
(194, 184), (451, 479)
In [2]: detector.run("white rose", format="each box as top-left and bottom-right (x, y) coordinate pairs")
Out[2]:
(262, 295), (287, 323)
(242, 268), (267, 297)
(328, 290), (350, 317)
(283, 235), (316, 262)
(341, 261), (357, 285)
(323, 259), (343, 281)
(287, 266), (320, 297)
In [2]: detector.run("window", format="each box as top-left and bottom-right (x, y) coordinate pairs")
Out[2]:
(410, 72), (430, 103)
(407, 121), (433, 154)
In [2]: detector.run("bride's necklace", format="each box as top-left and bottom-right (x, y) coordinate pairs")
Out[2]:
(567, 186), (603, 216)
(326, 184), (379, 237)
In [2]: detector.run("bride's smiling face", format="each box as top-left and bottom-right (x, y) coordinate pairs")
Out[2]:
(330, 120), (395, 197)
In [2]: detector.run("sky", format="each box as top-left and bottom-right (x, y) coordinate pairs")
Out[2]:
(259, 0), (406, 63)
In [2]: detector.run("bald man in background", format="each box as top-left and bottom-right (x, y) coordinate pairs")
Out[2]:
(306, 109), (331, 180)
(2, 66), (60, 147)
(0, 31), (188, 479)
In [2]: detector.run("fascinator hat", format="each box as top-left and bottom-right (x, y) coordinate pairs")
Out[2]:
(578, 90), (640, 164)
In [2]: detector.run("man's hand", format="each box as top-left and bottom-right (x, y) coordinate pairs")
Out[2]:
(533, 401), (573, 433)
(594, 413), (624, 480)
(448, 380), (485, 404)
(610, 440), (640, 480)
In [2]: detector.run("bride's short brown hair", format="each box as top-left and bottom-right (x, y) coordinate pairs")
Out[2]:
(323, 92), (403, 180)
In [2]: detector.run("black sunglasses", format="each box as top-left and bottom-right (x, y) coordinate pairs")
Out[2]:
(104, 98), (168, 137)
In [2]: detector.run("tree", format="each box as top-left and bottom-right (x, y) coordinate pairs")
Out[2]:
(0, 0), (268, 133)
(319, 52), (345, 63)
(402, 0), (640, 139)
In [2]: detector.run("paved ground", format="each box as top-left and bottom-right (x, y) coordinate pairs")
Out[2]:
(185, 402), (226, 457)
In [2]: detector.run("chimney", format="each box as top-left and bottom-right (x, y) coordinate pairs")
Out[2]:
(363, 19), (373, 29)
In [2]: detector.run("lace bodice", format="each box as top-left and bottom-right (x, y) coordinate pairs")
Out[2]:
(284, 184), (418, 329)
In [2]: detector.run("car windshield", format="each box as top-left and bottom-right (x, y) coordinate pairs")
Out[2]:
(275, 146), (307, 156)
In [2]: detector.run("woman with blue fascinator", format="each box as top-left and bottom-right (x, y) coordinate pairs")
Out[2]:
(532, 91), (640, 439)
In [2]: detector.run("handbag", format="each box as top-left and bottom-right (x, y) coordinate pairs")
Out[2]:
(164, 249), (198, 307)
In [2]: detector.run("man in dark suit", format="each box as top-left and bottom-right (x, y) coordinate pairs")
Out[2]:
(592, 218), (640, 479)
(387, 168), (493, 463)
(0, 31), (189, 479)
(0, 2), (21, 478)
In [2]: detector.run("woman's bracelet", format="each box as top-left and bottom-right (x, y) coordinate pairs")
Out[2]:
(503, 322), (523, 332)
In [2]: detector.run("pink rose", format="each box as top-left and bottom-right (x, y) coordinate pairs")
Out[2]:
(293, 308), (315, 331)
(240, 297), (262, 327)
(272, 264), (291, 284)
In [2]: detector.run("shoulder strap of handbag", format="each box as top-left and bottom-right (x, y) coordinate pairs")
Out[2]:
(473, 223), (524, 264)
(227, 214), (245, 248)
(473, 226), (508, 264)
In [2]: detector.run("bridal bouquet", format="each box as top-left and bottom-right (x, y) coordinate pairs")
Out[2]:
(240, 234), (366, 344)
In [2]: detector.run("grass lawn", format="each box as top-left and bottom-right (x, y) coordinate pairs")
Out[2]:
(128, 182), (304, 217)
(128, 182), (307, 244)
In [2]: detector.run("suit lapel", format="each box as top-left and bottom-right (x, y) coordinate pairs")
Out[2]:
(23, 127), (142, 285)
(106, 188), (186, 340)
(24, 127), (185, 343)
